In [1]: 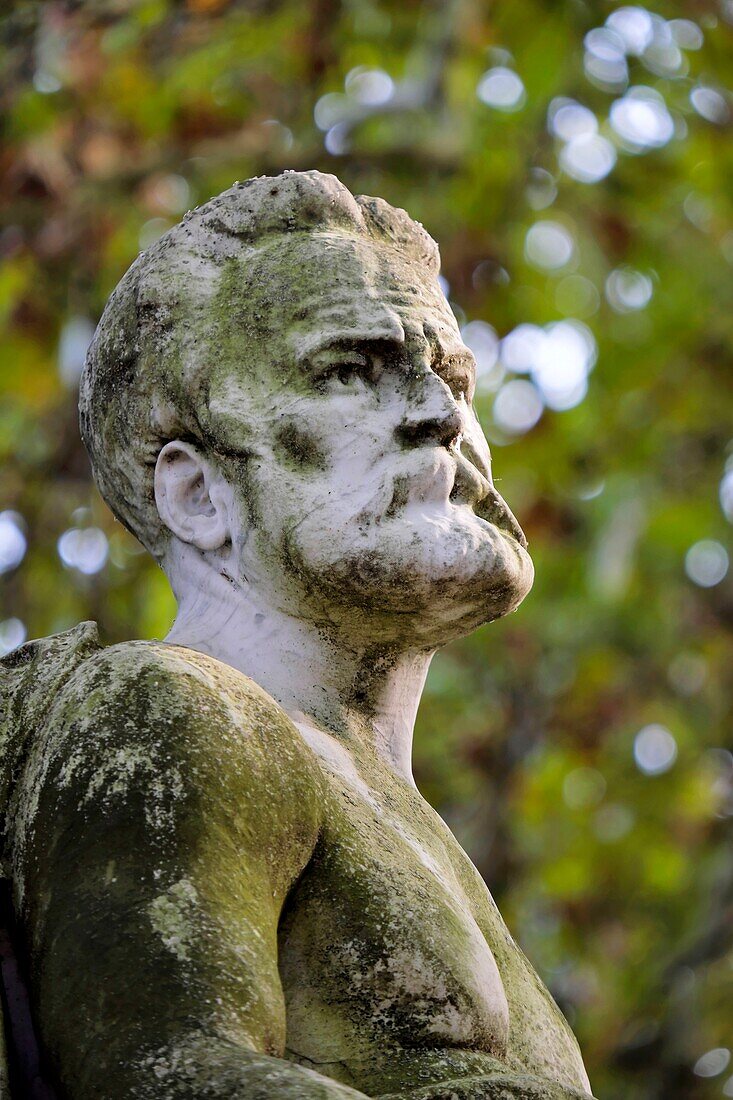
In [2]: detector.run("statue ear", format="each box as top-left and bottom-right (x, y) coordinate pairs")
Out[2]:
(154, 441), (231, 551)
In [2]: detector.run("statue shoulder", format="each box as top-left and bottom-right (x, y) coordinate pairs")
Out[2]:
(0, 621), (103, 809)
(49, 637), (327, 803)
(0, 620), (101, 709)
(7, 637), (326, 901)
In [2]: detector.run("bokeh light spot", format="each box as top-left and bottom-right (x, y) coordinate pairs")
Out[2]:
(719, 464), (733, 522)
(471, 259), (510, 289)
(667, 652), (707, 696)
(500, 324), (545, 374)
(139, 218), (170, 250)
(683, 192), (713, 232)
(605, 7), (654, 55)
(690, 86), (730, 124)
(461, 321), (503, 392)
(58, 316), (95, 387)
(324, 123), (350, 155)
(560, 134), (617, 183)
(555, 275), (600, 318)
(693, 1049), (731, 1078)
(669, 19), (703, 50)
(57, 528), (109, 576)
(610, 87), (674, 149)
(548, 98), (598, 141)
(493, 379), (544, 435)
(594, 803), (635, 842)
(0, 512), (27, 575)
(685, 540), (729, 587)
(536, 322), (595, 409)
(524, 221), (575, 270)
(642, 18), (686, 77)
(605, 268), (653, 312)
(525, 168), (557, 210)
(500, 320), (597, 412)
(0, 618), (26, 657)
(144, 173), (191, 215)
(477, 67), (526, 112)
(261, 119), (294, 151)
(33, 71), (62, 94)
(585, 27), (626, 62)
(314, 92), (346, 131)
(584, 29), (629, 90)
(344, 66), (394, 106)
(634, 724), (677, 775)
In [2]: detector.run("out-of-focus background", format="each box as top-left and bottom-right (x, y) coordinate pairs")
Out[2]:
(1, 1), (732, 1096)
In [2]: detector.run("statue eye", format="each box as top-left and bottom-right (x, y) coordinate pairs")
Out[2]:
(337, 363), (359, 385)
(328, 355), (370, 387)
(313, 351), (379, 390)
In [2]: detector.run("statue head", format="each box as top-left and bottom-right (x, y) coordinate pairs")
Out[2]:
(81, 170), (533, 648)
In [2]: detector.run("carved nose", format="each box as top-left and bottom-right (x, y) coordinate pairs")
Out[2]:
(397, 374), (464, 449)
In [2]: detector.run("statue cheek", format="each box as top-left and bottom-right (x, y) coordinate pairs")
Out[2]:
(273, 418), (328, 473)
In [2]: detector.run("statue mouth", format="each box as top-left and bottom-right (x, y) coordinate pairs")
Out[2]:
(385, 450), (528, 551)
(449, 454), (528, 549)
(474, 485), (528, 549)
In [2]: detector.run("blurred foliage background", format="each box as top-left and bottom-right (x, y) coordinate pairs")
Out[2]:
(1, 1), (732, 1096)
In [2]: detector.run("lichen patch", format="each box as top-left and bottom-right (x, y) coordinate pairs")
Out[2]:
(148, 877), (199, 962)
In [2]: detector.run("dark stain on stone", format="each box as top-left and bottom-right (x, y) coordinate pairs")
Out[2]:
(274, 419), (327, 472)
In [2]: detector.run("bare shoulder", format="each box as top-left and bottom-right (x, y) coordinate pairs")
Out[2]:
(9, 638), (325, 901)
(51, 637), (325, 784)
(52, 639), (322, 773)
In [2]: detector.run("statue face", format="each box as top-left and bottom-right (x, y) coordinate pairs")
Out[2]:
(207, 232), (533, 645)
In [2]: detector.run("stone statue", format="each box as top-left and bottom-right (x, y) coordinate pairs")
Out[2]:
(0, 171), (594, 1099)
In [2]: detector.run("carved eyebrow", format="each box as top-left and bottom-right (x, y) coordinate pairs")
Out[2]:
(432, 349), (476, 377)
(292, 332), (476, 392)
(294, 332), (407, 369)
(432, 352), (476, 397)
(437, 349), (476, 369)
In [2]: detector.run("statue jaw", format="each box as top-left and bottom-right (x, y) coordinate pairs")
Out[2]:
(272, 499), (534, 648)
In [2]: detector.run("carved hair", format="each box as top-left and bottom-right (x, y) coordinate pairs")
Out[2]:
(80, 170), (440, 559)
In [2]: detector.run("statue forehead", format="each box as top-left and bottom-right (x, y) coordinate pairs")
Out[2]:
(217, 230), (460, 355)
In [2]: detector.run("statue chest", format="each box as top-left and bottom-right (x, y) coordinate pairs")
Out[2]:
(277, 760), (510, 1069)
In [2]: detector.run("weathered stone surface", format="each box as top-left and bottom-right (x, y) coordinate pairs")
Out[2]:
(0, 172), (594, 1098)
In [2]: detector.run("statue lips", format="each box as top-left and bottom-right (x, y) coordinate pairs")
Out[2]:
(476, 486), (528, 549)
(449, 452), (529, 550)
(400, 450), (528, 549)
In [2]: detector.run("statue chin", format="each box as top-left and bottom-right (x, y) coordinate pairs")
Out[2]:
(283, 504), (535, 643)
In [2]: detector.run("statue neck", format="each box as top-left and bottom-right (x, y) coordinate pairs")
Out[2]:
(162, 548), (433, 784)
